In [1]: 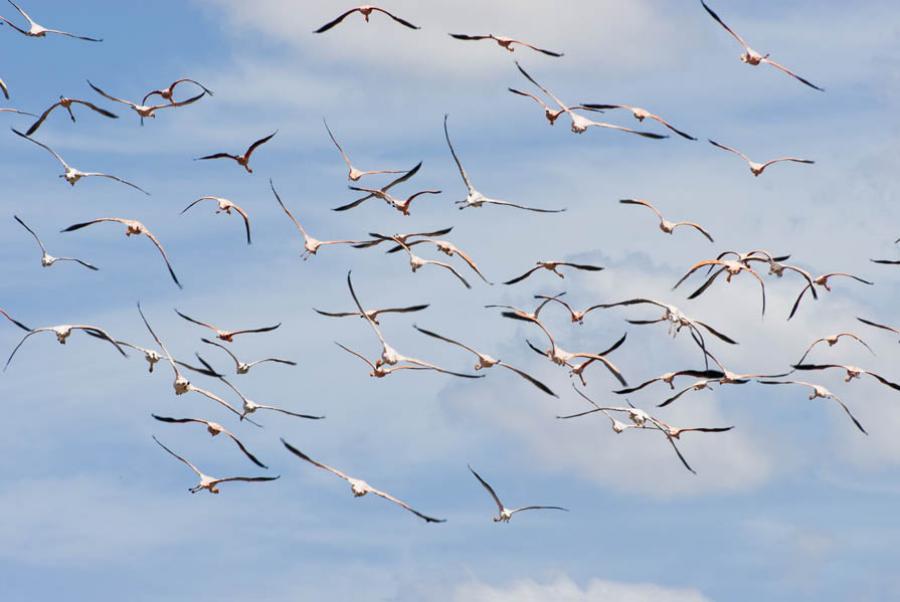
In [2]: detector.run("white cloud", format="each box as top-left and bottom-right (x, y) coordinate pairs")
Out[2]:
(196, 0), (692, 79)
(449, 574), (711, 602)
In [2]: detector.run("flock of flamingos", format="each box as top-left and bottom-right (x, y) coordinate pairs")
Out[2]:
(2, 1), (899, 524)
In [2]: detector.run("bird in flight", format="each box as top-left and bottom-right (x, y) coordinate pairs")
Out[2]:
(580, 103), (696, 140)
(314, 303), (429, 325)
(504, 261), (604, 285)
(174, 309), (280, 343)
(513, 62), (667, 138)
(756, 380), (867, 434)
(792, 364), (900, 393)
(788, 272), (873, 320)
(12, 128), (149, 194)
(674, 258), (767, 315)
(281, 438), (445, 523)
(0, 0), (101, 41)
(333, 162), (424, 212)
(271, 180), (360, 259)
(313, 6), (420, 33)
(618, 199), (713, 241)
(793, 332), (874, 366)
(323, 118), (406, 182)
(449, 33), (563, 57)
(152, 436), (278, 494)
(151, 414), (268, 468)
(25, 95), (117, 136)
(201, 338), (296, 375)
(196, 131), (277, 173)
(383, 233), (492, 284)
(708, 139), (814, 177)
(444, 114), (565, 212)
(181, 196), (252, 245)
(413, 324), (556, 397)
(5, 323), (126, 370)
(61, 218), (180, 288)
(88, 81), (205, 124)
(142, 78), (213, 106)
(14, 215), (97, 271)
(468, 465), (568, 522)
(204, 363), (324, 422)
(700, 0), (823, 91)
(390, 237), (473, 289)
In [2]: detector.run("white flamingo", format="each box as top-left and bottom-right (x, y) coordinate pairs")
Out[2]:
(0, 0), (101, 41)
(708, 139), (814, 177)
(444, 114), (565, 212)
(468, 465), (568, 523)
(323, 118), (405, 181)
(14, 215), (97, 271)
(281, 438), (444, 523)
(700, 0), (823, 91)
(12, 128), (149, 194)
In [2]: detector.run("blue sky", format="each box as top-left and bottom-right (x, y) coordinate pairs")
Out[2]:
(1, 1), (899, 600)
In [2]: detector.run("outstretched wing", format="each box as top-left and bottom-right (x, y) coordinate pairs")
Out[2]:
(468, 465), (504, 513)
(313, 8), (359, 33)
(700, 0), (751, 50)
(371, 7), (420, 30)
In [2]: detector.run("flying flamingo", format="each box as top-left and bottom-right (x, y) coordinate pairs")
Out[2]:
(0, 0), (101, 41)
(313, 6), (420, 33)
(12, 128), (149, 194)
(413, 324), (556, 397)
(152, 436), (278, 494)
(444, 114), (564, 212)
(314, 303), (429, 325)
(580, 104), (696, 139)
(88, 81), (205, 124)
(757, 380), (866, 434)
(390, 237), (473, 289)
(181, 196), (252, 245)
(794, 332), (874, 365)
(468, 465), (567, 523)
(449, 33), (563, 56)
(788, 272), (873, 320)
(201, 338), (296, 375)
(174, 309), (280, 343)
(513, 62), (667, 138)
(5, 323), (125, 370)
(151, 414), (268, 468)
(271, 180), (360, 259)
(700, 0), (823, 91)
(618, 199), (713, 241)
(504, 260), (604, 285)
(281, 438), (444, 523)
(708, 139), (814, 177)
(323, 118), (405, 181)
(60, 218), (180, 287)
(14, 215), (97, 271)
(142, 78), (213, 105)
(25, 95), (117, 135)
(196, 131), (277, 173)
(384, 235), (492, 284)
